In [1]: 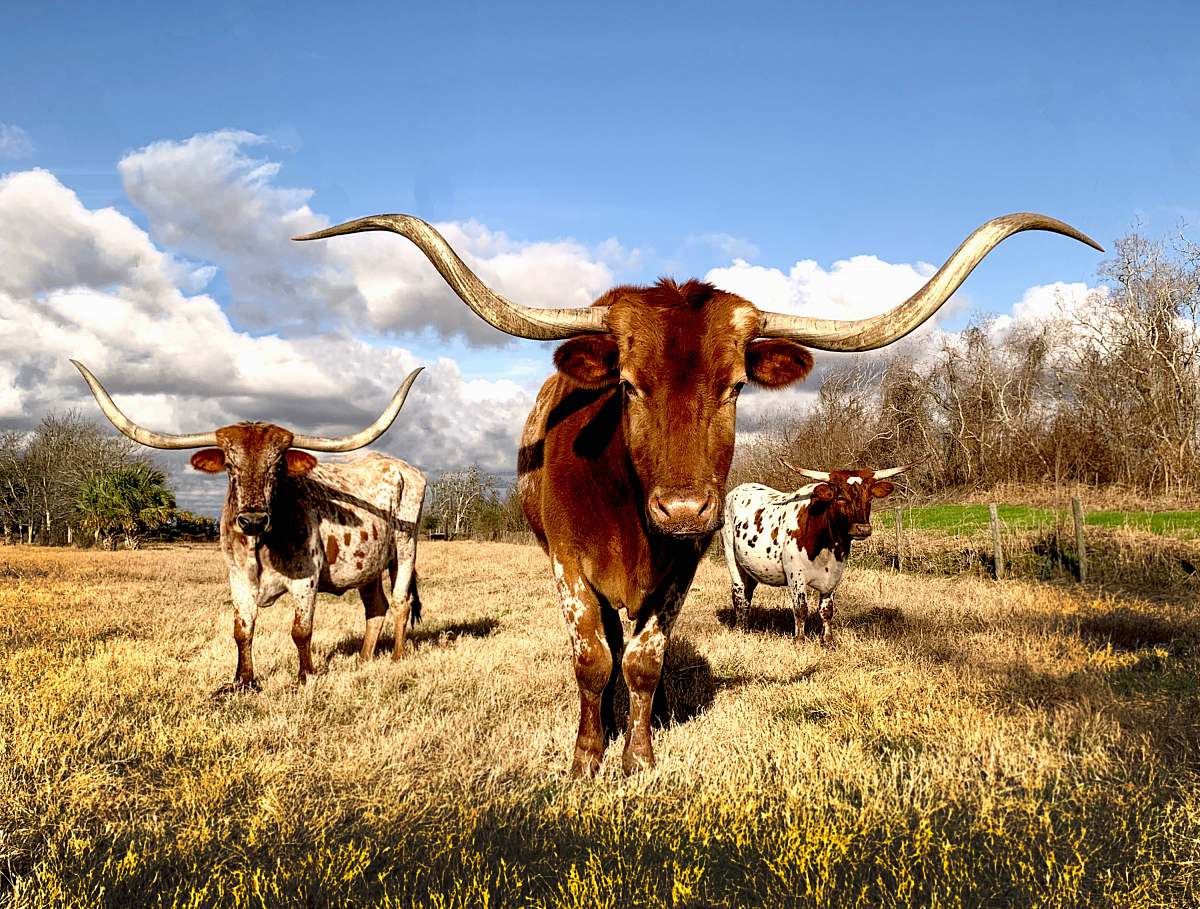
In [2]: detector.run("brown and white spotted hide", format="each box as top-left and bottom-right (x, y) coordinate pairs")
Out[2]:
(191, 426), (426, 690)
(518, 280), (814, 776)
(721, 470), (896, 645)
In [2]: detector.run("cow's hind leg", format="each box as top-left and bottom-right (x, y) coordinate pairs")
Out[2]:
(388, 532), (419, 659)
(722, 521), (756, 626)
(553, 555), (613, 778)
(358, 577), (389, 661)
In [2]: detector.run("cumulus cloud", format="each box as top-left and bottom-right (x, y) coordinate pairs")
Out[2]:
(0, 124), (34, 159)
(118, 130), (625, 344)
(0, 168), (534, 513)
(705, 254), (942, 324)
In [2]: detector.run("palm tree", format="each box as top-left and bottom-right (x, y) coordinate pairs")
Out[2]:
(76, 464), (176, 550)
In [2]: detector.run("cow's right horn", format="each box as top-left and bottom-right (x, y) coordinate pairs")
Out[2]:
(71, 360), (219, 449)
(294, 214), (609, 341)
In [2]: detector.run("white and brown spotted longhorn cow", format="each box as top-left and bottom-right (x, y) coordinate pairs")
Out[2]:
(722, 464), (911, 645)
(72, 360), (426, 691)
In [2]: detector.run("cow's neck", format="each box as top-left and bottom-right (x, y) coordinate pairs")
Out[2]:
(799, 503), (851, 561)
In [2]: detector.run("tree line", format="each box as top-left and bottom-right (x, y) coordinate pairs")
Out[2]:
(732, 231), (1200, 497)
(1, 412), (216, 548)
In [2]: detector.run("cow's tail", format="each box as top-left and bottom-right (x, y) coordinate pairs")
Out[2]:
(408, 571), (422, 625)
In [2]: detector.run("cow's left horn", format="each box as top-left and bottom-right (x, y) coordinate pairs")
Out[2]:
(779, 459), (830, 481)
(757, 213), (1103, 351)
(872, 464), (916, 480)
(291, 367), (423, 452)
(294, 214), (609, 341)
(71, 360), (219, 449)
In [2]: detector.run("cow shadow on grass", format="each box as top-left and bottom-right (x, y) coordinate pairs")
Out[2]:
(716, 600), (910, 642)
(604, 636), (719, 733)
(330, 616), (501, 660)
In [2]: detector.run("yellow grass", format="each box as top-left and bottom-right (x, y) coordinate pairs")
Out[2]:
(1, 542), (1198, 908)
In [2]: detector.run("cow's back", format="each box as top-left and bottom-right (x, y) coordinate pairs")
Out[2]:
(299, 453), (425, 591)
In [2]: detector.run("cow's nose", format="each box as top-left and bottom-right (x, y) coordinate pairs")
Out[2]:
(236, 511), (271, 535)
(850, 523), (873, 540)
(647, 487), (721, 537)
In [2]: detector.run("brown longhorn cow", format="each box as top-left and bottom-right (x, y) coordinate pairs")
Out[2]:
(296, 211), (1101, 776)
(72, 361), (426, 691)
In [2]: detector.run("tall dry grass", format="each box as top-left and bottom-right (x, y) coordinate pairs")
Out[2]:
(1, 542), (1198, 908)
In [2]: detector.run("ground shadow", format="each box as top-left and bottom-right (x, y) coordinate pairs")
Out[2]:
(331, 616), (501, 659)
(606, 635), (718, 733)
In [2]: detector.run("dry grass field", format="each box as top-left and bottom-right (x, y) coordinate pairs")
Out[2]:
(2, 541), (1199, 908)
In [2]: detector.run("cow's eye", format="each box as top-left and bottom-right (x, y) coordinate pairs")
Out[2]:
(723, 382), (745, 405)
(622, 380), (644, 401)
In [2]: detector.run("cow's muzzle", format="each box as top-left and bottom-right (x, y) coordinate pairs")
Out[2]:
(236, 511), (271, 536)
(849, 523), (873, 540)
(647, 486), (722, 538)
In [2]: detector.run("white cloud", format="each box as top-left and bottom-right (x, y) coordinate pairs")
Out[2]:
(0, 168), (533, 514)
(0, 124), (34, 159)
(117, 130), (627, 344)
(704, 254), (942, 324)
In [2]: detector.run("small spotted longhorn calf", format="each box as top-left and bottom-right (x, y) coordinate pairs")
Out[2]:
(72, 360), (427, 690)
(721, 464), (910, 644)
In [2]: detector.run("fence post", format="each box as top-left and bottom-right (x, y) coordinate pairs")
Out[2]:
(989, 504), (1004, 580)
(1072, 496), (1088, 582)
(894, 508), (904, 572)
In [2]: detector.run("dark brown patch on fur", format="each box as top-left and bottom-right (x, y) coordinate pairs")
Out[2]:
(754, 508), (764, 533)
(326, 536), (339, 563)
(343, 531), (351, 545)
(360, 530), (369, 542)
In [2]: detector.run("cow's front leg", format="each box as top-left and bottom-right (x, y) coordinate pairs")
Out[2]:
(622, 610), (672, 774)
(288, 578), (318, 683)
(788, 581), (809, 640)
(553, 557), (613, 778)
(818, 591), (837, 647)
(623, 572), (691, 774)
(227, 572), (261, 692)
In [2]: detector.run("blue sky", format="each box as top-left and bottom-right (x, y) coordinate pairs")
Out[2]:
(1, 1), (1197, 510)
(8, 2), (1196, 290)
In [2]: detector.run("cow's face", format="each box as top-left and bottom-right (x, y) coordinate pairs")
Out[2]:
(190, 423), (318, 536)
(554, 280), (813, 538)
(809, 471), (896, 540)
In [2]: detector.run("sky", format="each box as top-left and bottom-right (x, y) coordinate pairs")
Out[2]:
(1, 1), (1197, 514)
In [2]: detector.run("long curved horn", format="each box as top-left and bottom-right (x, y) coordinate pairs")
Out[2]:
(872, 463), (915, 480)
(779, 458), (830, 481)
(294, 214), (608, 340)
(71, 360), (219, 449)
(291, 367), (423, 452)
(758, 213), (1103, 351)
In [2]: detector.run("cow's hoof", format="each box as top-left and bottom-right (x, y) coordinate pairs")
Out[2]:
(621, 744), (655, 775)
(213, 678), (261, 698)
(570, 748), (603, 779)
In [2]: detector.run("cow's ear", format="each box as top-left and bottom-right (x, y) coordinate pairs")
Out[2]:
(553, 336), (619, 387)
(285, 450), (319, 476)
(870, 480), (895, 499)
(746, 339), (814, 388)
(190, 448), (226, 473)
(812, 483), (835, 501)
